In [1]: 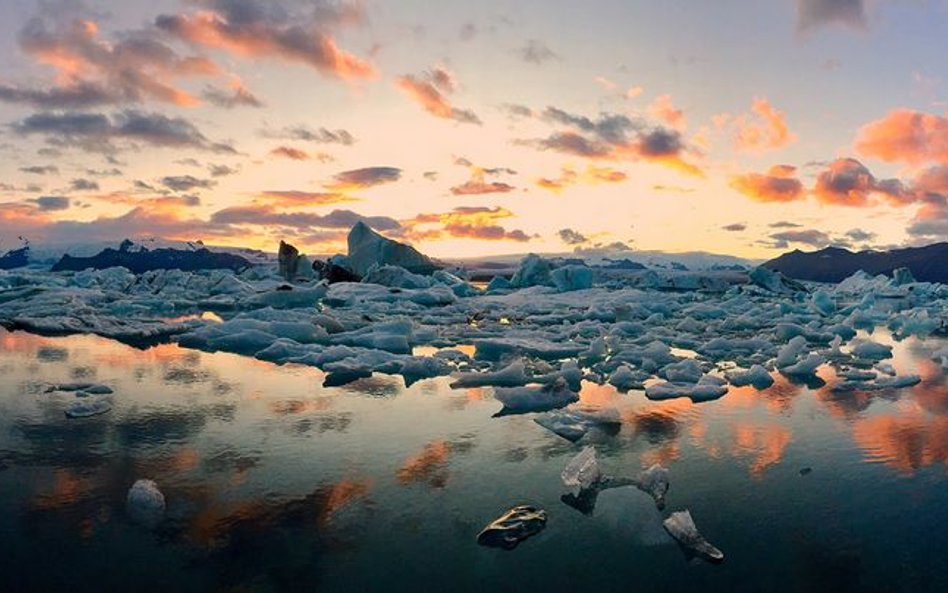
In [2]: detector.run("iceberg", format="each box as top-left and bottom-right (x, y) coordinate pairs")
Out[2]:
(346, 221), (439, 277)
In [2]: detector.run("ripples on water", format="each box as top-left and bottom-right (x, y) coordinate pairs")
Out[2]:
(0, 328), (946, 592)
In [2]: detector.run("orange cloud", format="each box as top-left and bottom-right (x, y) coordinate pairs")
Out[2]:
(269, 146), (311, 160)
(730, 165), (805, 202)
(723, 98), (796, 153)
(402, 206), (532, 242)
(395, 67), (481, 124)
(536, 165), (628, 193)
(648, 94), (686, 130)
(155, 9), (374, 80)
(855, 108), (948, 166)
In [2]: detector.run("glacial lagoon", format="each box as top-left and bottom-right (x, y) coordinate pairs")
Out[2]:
(1, 327), (946, 592)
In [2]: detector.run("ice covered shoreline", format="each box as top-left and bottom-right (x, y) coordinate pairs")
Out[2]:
(1, 248), (945, 419)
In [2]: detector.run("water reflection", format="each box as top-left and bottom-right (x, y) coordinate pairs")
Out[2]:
(0, 327), (946, 592)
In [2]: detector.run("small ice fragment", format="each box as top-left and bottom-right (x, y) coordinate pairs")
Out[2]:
(662, 510), (724, 563)
(126, 479), (166, 526)
(635, 464), (670, 509)
(493, 377), (578, 414)
(724, 365), (774, 389)
(64, 397), (112, 418)
(47, 382), (113, 394)
(476, 505), (547, 550)
(561, 446), (602, 492)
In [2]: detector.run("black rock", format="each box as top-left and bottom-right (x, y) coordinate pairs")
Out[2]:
(763, 243), (948, 283)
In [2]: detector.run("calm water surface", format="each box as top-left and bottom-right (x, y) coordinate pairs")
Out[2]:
(0, 328), (946, 592)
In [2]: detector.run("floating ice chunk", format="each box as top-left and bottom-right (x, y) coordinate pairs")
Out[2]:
(476, 505), (547, 550)
(474, 337), (584, 361)
(64, 396), (112, 418)
(811, 290), (836, 316)
(244, 283), (327, 309)
(831, 374), (921, 392)
(47, 382), (113, 394)
(776, 336), (808, 369)
(875, 362), (897, 376)
(635, 464), (670, 509)
(780, 353), (824, 376)
(608, 365), (647, 392)
(748, 266), (806, 294)
(551, 265), (593, 292)
(561, 446), (602, 492)
(838, 369), (876, 381)
(432, 269), (480, 297)
(510, 254), (554, 288)
(851, 340), (893, 360)
(534, 406), (621, 442)
(662, 359), (704, 383)
(892, 267), (916, 286)
(493, 378), (579, 414)
(934, 347), (948, 369)
(724, 365), (774, 389)
(361, 264), (433, 289)
(126, 479), (165, 527)
(663, 510), (724, 563)
(645, 377), (728, 402)
(451, 361), (529, 388)
(486, 276), (512, 292)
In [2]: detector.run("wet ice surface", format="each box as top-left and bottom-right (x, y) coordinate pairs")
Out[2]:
(0, 328), (946, 592)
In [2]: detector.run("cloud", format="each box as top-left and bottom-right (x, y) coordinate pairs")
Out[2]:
(529, 106), (703, 175)
(855, 109), (948, 166)
(557, 228), (588, 245)
(450, 178), (516, 196)
(907, 194), (948, 240)
(328, 166), (402, 190)
(502, 103), (534, 118)
(202, 81), (264, 108)
(1, 16), (224, 109)
(19, 165), (59, 175)
(69, 178), (99, 191)
(160, 175), (216, 191)
(86, 167), (123, 177)
(402, 206), (532, 242)
(208, 164), (238, 177)
(261, 124), (355, 145)
(210, 205), (399, 231)
(517, 40), (559, 64)
(844, 228), (876, 242)
(797, 0), (866, 31)
(270, 145), (311, 160)
(722, 223), (747, 232)
(730, 165), (805, 202)
(11, 109), (235, 154)
(769, 221), (802, 228)
(449, 161), (517, 195)
(396, 67), (481, 125)
(30, 195), (70, 211)
(770, 229), (832, 248)
(647, 94), (686, 130)
(813, 158), (912, 207)
(155, 0), (374, 80)
(536, 165), (627, 193)
(252, 190), (353, 207)
(719, 98), (796, 153)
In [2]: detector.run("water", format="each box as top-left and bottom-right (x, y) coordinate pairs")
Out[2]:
(0, 328), (946, 592)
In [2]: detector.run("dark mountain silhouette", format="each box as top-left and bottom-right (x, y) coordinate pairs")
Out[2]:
(51, 241), (251, 273)
(763, 243), (948, 283)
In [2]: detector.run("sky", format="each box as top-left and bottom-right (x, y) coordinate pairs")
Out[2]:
(1, 0), (948, 259)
